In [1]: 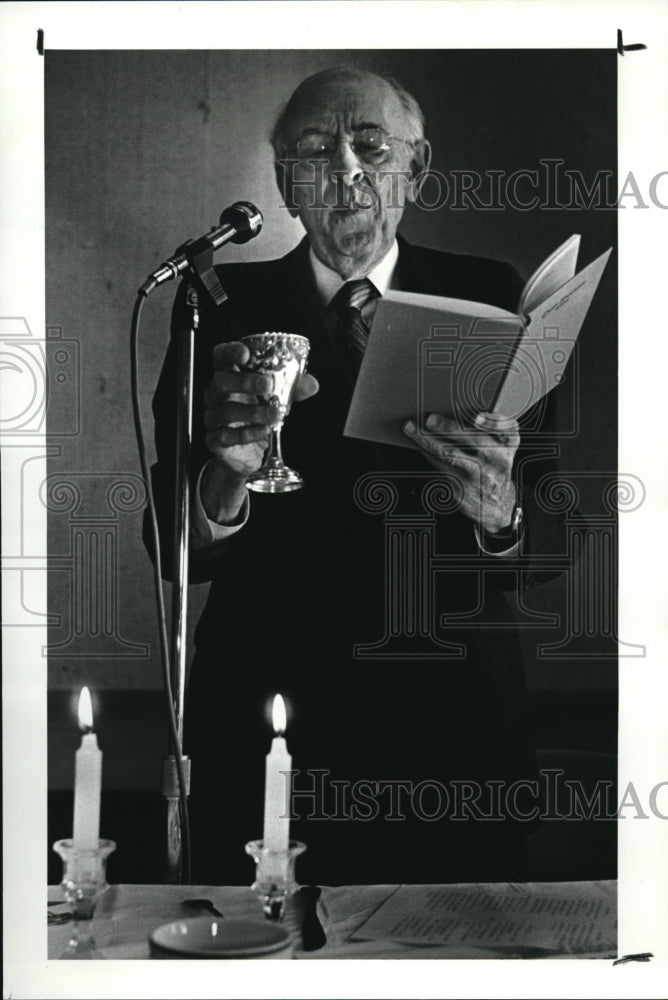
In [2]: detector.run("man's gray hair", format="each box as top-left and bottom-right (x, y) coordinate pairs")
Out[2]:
(270, 70), (426, 159)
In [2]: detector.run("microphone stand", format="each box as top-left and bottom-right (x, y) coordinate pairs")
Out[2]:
(162, 243), (229, 884)
(140, 203), (261, 883)
(161, 281), (197, 884)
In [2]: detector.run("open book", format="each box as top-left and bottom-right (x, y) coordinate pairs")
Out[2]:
(344, 235), (611, 447)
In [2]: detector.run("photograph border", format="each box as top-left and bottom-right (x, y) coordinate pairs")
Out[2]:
(2, 2), (668, 997)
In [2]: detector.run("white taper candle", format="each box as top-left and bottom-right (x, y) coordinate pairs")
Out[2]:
(262, 694), (292, 852)
(72, 687), (102, 850)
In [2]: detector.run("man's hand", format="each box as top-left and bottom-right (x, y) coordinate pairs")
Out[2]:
(201, 341), (319, 524)
(402, 411), (520, 535)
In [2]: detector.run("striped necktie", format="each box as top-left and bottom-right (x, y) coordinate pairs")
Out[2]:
(328, 278), (379, 380)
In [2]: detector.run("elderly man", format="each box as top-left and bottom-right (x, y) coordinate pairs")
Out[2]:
(150, 68), (561, 884)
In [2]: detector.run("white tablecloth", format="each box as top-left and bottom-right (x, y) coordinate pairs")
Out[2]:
(47, 880), (617, 960)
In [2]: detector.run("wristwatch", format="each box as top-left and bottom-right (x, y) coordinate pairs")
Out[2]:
(505, 502), (524, 538)
(484, 502), (524, 546)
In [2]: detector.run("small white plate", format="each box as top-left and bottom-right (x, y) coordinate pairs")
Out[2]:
(150, 917), (292, 959)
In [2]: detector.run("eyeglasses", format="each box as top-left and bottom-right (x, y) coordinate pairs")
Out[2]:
(294, 127), (413, 165)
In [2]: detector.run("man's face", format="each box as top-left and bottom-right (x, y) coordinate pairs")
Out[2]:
(278, 72), (427, 279)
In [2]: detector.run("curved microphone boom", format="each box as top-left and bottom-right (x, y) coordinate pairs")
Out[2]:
(140, 201), (263, 296)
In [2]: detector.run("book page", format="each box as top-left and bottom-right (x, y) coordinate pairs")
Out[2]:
(351, 881), (617, 954)
(493, 247), (612, 417)
(344, 293), (523, 446)
(376, 288), (519, 321)
(518, 234), (581, 317)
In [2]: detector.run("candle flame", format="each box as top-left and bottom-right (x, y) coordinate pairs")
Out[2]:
(77, 686), (94, 731)
(272, 694), (287, 735)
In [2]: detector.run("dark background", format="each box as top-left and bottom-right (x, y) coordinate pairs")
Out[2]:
(45, 49), (618, 882)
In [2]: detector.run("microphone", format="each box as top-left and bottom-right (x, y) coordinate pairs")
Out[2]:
(140, 201), (263, 295)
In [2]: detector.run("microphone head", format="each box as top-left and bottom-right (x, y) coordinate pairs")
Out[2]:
(219, 201), (263, 244)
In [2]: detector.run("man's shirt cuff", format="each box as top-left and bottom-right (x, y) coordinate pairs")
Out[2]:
(191, 462), (250, 550)
(473, 523), (521, 558)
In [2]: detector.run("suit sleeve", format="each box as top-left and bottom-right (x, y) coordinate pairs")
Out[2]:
(142, 278), (250, 583)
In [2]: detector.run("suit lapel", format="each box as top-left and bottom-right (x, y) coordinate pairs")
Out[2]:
(396, 233), (445, 295)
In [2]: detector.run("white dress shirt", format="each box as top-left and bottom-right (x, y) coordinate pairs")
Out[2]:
(309, 239), (400, 312)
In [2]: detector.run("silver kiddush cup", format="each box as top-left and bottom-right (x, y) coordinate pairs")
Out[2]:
(240, 333), (310, 493)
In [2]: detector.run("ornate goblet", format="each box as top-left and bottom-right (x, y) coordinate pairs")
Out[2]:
(240, 333), (310, 493)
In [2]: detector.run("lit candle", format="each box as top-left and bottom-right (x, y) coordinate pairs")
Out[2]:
(73, 687), (102, 850)
(262, 694), (292, 852)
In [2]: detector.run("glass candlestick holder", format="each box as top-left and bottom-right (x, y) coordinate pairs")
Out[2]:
(52, 838), (116, 959)
(245, 839), (306, 921)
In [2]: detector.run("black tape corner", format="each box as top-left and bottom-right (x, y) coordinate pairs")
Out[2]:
(617, 28), (647, 55)
(36, 28), (44, 56)
(612, 951), (653, 966)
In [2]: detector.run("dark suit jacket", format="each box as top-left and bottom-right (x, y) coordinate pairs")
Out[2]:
(149, 235), (566, 883)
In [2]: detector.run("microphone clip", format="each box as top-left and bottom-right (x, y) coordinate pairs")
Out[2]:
(179, 235), (229, 308)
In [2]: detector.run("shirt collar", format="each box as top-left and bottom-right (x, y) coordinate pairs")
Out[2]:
(309, 240), (400, 309)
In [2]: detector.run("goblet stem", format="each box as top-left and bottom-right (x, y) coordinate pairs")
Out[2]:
(246, 422), (304, 493)
(270, 425), (284, 465)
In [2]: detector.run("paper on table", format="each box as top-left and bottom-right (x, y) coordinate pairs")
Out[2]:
(351, 881), (616, 954)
